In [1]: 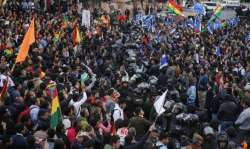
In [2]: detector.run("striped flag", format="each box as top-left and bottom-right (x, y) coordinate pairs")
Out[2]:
(0, 78), (8, 102)
(142, 15), (156, 32)
(167, 0), (185, 16)
(214, 6), (223, 18)
(47, 81), (62, 129)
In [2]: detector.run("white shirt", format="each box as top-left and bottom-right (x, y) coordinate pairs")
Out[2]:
(69, 92), (87, 118)
(113, 103), (124, 122)
(0, 74), (15, 87)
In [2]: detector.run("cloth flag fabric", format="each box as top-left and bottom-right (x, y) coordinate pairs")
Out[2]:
(154, 90), (168, 115)
(164, 17), (173, 26)
(142, 15), (155, 32)
(246, 34), (250, 42)
(215, 46), (221, 56)
(134, 13), (143, 25)
(186, 18), (194, 28)
(61, 15), (68, 29)
(160, 54), (168, 69)
(16, 18), (35, 63)
(227, 17), (240, 27)
(194, 18), (201, 33)
(213, 6), (223, 19)
(213, 20), (222, 30)
(193, 3), (206, 16)
(81, 10), (91, 28)
(47, 81), (62, 128)
(0, 77), (8, 102)
(207, 6), (223, 25)
(72, 26), (81, 45)
(167, 0), (184, 16)
(207, 22), (214, 34)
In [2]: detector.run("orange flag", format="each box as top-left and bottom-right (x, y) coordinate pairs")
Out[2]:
(15, 18), (35, 63)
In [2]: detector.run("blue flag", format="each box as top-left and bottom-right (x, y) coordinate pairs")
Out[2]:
(213, 20), (222, 30)
(142, 15), (155, 32)
(194, 18), (201, 33)
(246, 34), (250, 42)
(134, 13), (143, 25)
(160, 54), (168, 69)
(193, 3), (206, 16)
(165, 17), (173, 26)
(215, 46), (221, 56)
(207, 22), (214, 34)
(227, 17), (240, 27)
(186, 18), (194, 28)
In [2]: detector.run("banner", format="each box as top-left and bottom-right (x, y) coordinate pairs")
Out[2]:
(81, 10), (91, 28)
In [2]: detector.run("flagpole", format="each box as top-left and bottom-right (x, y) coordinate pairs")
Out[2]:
(10, 63), (16, 74)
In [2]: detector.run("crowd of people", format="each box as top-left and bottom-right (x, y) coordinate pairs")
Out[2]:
(0, 0), (250, 149)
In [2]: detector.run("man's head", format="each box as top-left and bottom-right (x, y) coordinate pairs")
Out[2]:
(134, 107), (144, 117)
(244, 82), (250, 97)
(241, 96), (250, 109)
(192, 133), (203, 146)
(15, 124), (25, 134)
(217, 133), (228, 149)
(110, 135), (120, 149)
(118, 99), (126, 110)
(159, 132), (170, 145)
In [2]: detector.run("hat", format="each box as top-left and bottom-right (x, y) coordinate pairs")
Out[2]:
(76, 131), (89, 138)
(204, 126), (214, 135)
(192, 133), (203, 143)
(244, 82), (250, 91)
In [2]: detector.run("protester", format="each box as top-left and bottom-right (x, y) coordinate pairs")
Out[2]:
(0, 0), (250, 149)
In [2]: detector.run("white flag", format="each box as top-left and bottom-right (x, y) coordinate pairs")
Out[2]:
(82, 10), (91, 28)
(154, 90), (168, 115)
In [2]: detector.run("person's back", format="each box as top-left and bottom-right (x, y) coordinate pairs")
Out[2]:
(129, 108), (151, 141)
(11, 124), (27, 149)
(11, 134), (27, 149)
(217, 99), (238, 122)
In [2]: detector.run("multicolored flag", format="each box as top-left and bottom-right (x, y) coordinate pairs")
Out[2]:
(72, 26), (81, 45)
(47, 81), (62, 129)
(208, 5), (223, 23)
(167, 0), (185, 16)
(0, 78), (8, 102)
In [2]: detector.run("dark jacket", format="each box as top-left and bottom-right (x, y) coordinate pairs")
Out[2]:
(123, 132), (149, 149)
(203, 135), (217, 149)
(129, 116), (152, 141)
(11, 134), (27, 149)
(217, 97), (238, 122)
